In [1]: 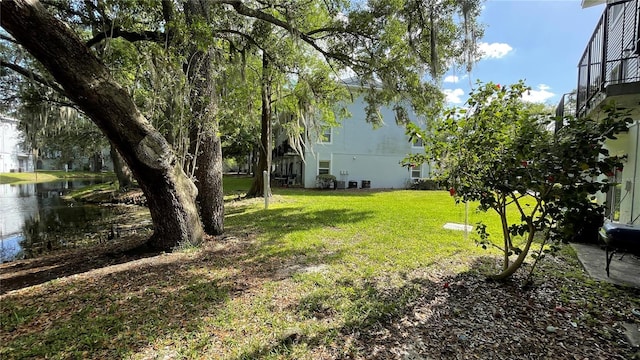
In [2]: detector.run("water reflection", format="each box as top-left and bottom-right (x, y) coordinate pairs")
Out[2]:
(0, 180), (115, 262)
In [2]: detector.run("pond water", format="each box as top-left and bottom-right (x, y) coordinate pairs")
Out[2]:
(0, 180), (127, 262)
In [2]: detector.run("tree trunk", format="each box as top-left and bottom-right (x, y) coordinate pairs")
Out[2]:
(189, 125), (225, 234)
(184, 1), (225, 235)
(2, 0), (204, 250)
(251, 148), (258, 176)
(110, 143), (135, 190)
(247, 55), (272, 197)
(91, 152), (102, 172)
(490, 231), (535, 281)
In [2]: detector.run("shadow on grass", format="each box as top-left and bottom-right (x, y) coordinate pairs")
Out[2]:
(0, 205), (367, 359)
(0, 174), (28, 184)
(1, 200), (370, 294)
(233, 255), (640, 359)
(0, 236), (157, 295)
(0, 240), (284, 357)
(225, 206), (374, 262)
(8, 212), (638, 359)
(233, 276), (435, 360)
(1, 252), (233, 358)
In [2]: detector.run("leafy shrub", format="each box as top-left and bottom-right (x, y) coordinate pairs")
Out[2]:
(316, 174), (336, 189)
(403, 80), (630, 281)
(410, 178), (442, 190)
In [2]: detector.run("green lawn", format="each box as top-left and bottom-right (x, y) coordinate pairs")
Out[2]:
(0, 170), (114, 184)
(227, 188), (494, 275)
(0, 182), (505, 359)
(2, 179), (635, 359)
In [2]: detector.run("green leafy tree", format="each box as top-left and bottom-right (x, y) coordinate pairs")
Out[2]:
(2, 0), (205, 250)
(404, 81), (631, 280)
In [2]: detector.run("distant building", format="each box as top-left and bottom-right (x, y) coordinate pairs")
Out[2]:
(0, 115), (34, 173)
(273, 80), (429, 189)
(1, 114), (114, 173)
(36, 148), (113, 172)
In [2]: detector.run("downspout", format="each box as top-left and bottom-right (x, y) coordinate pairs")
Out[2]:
(631, 120), (639, 224)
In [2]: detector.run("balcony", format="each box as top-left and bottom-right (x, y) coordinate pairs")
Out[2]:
(577, 0), (640, 117)
(554, 92), (576, 131)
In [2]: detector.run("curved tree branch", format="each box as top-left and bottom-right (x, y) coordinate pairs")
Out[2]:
(214, 28), (267, 54)
(86, 27), (166, 47)
(214, 28), (301, 75)
(218, 0), (368, 69)
(1, 59), (65, 94)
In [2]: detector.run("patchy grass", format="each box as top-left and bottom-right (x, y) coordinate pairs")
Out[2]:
(226, 189), (492, 275)
(65, 174), (254, 202)
(1, 187), (638, 359)
(0, 170), (114, 185)
(65, 181), (119, 200)
(223, 175), (255, 199)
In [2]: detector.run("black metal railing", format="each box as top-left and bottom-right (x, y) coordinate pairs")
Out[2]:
(577, 0), (639, 116)
(554, 92), (577, 131)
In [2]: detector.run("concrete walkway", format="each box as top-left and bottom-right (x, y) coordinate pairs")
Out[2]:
(571, 243), (640, 289)
(570, 243), (640, 348)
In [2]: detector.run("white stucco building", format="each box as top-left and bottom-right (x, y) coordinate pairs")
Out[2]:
(273, 84), (430, 189)
(0, 115), (34, 173)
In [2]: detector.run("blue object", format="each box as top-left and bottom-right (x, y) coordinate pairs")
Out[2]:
(598, 221), (640, 277)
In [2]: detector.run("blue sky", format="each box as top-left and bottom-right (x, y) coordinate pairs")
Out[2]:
(443, 0), (606, 105)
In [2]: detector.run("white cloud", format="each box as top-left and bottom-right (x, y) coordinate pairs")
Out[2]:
(478, 42), (513, 59)
(444, 75), (460, 83)
(443, 74), (468, 83)
(522, 84), (555, 103)
(444, 88), (465, 104)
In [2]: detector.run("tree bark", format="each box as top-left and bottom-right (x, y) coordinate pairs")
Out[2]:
(110, 143), (135, 190)
(91, 152), (102, 172)
(490, 231), (535, 281)
(247, 54), (272, 197)
(1, 0), (204, 250)
(189, 124), (225, 234)
(184, 1), (225, 235)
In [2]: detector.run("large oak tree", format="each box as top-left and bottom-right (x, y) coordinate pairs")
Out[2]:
(1, 0), (204, 250)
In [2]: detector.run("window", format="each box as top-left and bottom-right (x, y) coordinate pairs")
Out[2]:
(318, 160), (330, 175)
(411, 164), (422, 179)
(412, 137), (424, 148)
(319, 127), (332, 143)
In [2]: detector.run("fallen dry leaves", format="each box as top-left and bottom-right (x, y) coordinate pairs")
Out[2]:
(320, 257), (640, 359)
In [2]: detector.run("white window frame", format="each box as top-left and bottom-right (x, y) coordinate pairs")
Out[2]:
(318, 160), (331, 175)
(410, 164), (422, 179)
(318, 127), (332, 144)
